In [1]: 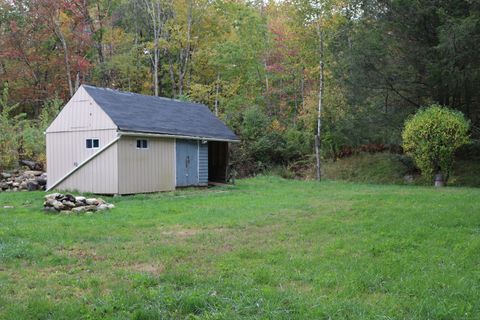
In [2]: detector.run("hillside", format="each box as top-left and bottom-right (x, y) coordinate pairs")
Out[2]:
(323, 152), (480, 188)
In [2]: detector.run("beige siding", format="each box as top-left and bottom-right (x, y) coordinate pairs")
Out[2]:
(46, 86), (116, 133)
(117, 136), (175, 194)
(56, 142), (118, 194)
(46, 130), (118, 190)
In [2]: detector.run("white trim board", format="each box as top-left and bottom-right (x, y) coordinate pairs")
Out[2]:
(118, 130), (239, 143)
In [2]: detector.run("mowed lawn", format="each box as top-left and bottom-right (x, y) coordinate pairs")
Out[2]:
(1, 177), (480, 319)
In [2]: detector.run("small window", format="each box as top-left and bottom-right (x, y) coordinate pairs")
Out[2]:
(86, 138), (99, 149)
(136, 139), (148, 149)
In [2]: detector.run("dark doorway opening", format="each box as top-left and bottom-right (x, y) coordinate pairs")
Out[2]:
(208, 141), (229, 183)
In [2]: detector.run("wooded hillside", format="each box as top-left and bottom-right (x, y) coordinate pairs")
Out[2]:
(1, 0), (479, 174)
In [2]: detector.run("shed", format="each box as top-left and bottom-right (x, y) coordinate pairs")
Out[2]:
(46, 85), (239, 194)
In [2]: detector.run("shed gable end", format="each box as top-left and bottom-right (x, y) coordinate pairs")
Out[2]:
(46, 86), (117, 133)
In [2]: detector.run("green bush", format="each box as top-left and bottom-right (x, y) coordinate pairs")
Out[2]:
(0, 85), (25, 170)
(402, 105), (470, 184)
(233, 106), (314, 176)
(21, 98), (62, 165)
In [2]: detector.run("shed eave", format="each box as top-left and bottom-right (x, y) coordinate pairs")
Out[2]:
(117, 130), (240, 143)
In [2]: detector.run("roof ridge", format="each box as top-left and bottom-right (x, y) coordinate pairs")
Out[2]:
(81, 84), (200, 105)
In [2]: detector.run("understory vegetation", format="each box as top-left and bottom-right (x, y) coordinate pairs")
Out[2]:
(1, 177), (480, 319)
(321, 152), (480, 187)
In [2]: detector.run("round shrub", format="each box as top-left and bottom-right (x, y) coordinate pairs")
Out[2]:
(402, 105), (470, 185)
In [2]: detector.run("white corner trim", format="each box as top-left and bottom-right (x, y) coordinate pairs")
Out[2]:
(173, 138), (177, 188)
(46, 136), (121, 192)
(197, 140), (200, 183)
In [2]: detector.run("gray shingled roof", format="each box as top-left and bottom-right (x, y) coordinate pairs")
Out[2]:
(83, 85), (239, 141)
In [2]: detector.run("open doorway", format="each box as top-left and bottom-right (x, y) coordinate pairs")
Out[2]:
(208, 141), (229, 183)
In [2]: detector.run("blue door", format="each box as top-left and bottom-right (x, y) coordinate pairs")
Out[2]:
(176, 139), (198, 186)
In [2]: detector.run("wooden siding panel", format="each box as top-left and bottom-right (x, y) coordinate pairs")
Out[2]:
(46, 86), (116, 133)
(198, 141), (208, 185)
(56, 143), (118, 194)
(46, 130), (118, 190)
(117, 136), (175, 194)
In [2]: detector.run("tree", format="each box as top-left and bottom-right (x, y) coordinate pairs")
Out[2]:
(315, 19), (324, 181)
(141, 0), (172, 96)
(0, 84), (25, 169)
(402, 105), (470, 185)
(22, 98), (62, 165)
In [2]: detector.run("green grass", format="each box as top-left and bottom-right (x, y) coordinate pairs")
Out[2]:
(1, 176), (480, 319)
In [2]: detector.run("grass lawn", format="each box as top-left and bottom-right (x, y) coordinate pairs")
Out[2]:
(1, 176), (479, 319)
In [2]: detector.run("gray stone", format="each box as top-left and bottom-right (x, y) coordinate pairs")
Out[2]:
(26, 180), (39, 191)
(52, 200), (65, 211)
(44, 207), (57, 213)
(62, 194), (75, 203)
(3, 205), (14, 209)
(19, 181), (28, 190)
(97, 204), (109, 211)
(106, 203), (115, 209)
(84, 205), (98, 211)
(23, 170), (43, 176)
(62, 200), (76, 208)
(1, 172), (11, 179)
(20, 160), (42, 170)
(72, 206), (87, 213)
(75, 196), (86, 203)
(85, 198), (99, 205)
(12, 182), (19, 188)
(36, 176), (47, 186)
(45, 193), (62, 200)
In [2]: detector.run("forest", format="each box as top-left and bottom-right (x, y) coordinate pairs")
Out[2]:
(1, 0), (479, 177)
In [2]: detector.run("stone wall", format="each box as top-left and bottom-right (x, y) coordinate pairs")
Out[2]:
(0, 170), (47, 192)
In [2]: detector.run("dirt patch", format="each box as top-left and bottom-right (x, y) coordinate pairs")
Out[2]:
(161, 229), (199, 237)
(160, 226), (229, 238)
(123, 262), (165, 275)
(216, 243), (234, 253)
(58, 246), (106, 261)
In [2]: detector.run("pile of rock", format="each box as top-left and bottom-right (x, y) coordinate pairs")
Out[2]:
(0, 170), (47, 192)
(44, 193), (115, 214)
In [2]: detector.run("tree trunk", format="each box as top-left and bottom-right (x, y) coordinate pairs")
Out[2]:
(178, 0), (193, 97)
(293, 73), (298, 126)
(143, 0), (163, 96)
(153, 1), (160, 96)
(434, 172), (445, 187)
(301, 67), (305, 111)
(315, 22), (324, 181)
(214, 72), (220, 116)
(54, 20), (74, 97)
(153, 37), (159, 97)
(169, 57), (177, 97)
(74, 72), (80, 92)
